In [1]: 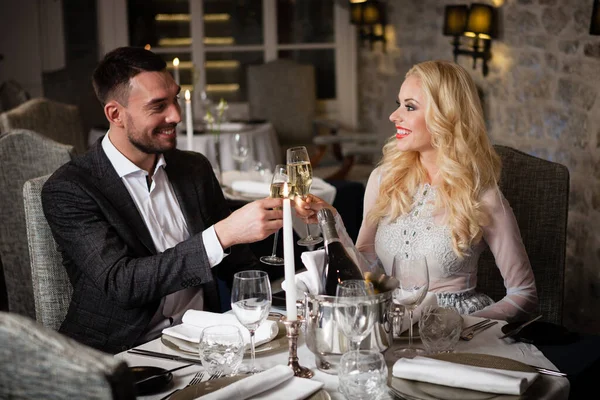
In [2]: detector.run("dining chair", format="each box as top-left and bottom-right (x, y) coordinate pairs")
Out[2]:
(477, 145), (569, 325)
(23, 175), (73, 330)
(0, 312), (136, 399)
(0, 97), (87, 154)
(0, 129), (73, 319)
(247, 59), (379, 182)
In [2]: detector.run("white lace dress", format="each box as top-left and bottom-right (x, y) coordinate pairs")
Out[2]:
(337, 167), (538, 321)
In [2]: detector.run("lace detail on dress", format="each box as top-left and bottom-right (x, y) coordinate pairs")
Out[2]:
(375, 184), (484, 280)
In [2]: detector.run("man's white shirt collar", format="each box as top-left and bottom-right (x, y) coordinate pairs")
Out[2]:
(101, 130), (166, 177)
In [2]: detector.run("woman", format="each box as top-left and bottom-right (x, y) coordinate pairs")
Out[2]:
(299, 60), (537, 321)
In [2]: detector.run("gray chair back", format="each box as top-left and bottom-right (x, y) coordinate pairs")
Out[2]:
(0, 130), (73, 318)
(23, 175), (73, 330)
(477, 145), (569, 325)
(0, 97), (87, 154)
(247, 59), (316, 148)
(0, 312), (135, 399)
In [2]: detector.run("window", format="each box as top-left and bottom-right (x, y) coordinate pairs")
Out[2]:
(101, 0), (357, 126)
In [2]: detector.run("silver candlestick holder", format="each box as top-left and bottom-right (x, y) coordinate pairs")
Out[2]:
(281, 315), (314, 379)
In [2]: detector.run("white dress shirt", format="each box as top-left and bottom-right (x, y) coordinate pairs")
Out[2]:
(102, 132), (226, 342)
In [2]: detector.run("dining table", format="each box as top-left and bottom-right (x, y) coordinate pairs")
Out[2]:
(116, 314), (570, 400)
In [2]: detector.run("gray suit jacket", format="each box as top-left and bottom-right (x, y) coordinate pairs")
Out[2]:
(42, 139), (258, 353)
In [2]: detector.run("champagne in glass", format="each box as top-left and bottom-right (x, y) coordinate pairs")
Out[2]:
(286, 146), (323, 246)
(391, 253), (429, 359)
(231, 270), (272, 373)
(260, 164), (289, 266)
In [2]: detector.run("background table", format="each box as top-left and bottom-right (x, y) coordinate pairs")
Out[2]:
(177, 122), (281, 172)
(117, 315), (569, 400)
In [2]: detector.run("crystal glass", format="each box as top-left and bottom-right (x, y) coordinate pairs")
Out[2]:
(232, 133), (251, 171)
(286, 146), (323, 246)
(334, 280), (376, 351)
(338, 350), (388, 400)
(198, 325), (245, 376)
(231, 270), (272, 373)
(259, 164), (288, 266)
(418, 305), (462, 354)
(391, 253), (429, 358)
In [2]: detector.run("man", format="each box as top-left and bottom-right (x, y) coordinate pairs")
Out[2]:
(42, 47), (282, 354)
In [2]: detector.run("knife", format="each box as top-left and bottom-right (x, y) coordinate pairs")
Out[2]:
(127, 348), (203, 365)
(498, 314), (543, 339)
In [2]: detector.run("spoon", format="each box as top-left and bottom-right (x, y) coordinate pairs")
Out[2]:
(134, 363), (194, 385)
(499, 314), (543, 339)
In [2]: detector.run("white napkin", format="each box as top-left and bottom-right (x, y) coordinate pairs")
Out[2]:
(231, 180), (270, 196)
(392, 356), (539, 395)
(280, 249), (326, 297)
(161, 311), (278, 347)
(397, 292), (438, 334)
(201, 365), (324, 400)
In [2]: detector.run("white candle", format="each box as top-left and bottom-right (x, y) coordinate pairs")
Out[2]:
(173, 57), (180, 86)
(282, 183), (297, 320)
(185, 90), (193, 151)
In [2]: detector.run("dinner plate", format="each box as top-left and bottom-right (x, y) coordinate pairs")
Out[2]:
(222, 186), (266, 201)
(500, 321), (576, 345)
(170, 375), (330, 400)
(130, 365), (173, 395)
(161, 320), (289, 357)
(390, 353), (537, 400)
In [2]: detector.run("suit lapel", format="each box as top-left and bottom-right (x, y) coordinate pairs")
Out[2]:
(86, 141), (157, 254)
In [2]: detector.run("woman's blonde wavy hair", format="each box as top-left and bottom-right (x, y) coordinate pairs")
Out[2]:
(368, 60), (501, 257)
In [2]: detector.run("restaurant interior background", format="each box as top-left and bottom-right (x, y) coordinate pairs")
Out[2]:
(0, 0), (598, 335)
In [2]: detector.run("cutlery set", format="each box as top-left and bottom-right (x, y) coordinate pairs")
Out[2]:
(460, 319), (498, 341)
(128, 348), (203, 365)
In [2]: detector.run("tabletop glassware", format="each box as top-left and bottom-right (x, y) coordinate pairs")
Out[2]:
(259, 164), (288, 266)
(391, 253), (429, 358)
(286, 146), (323, 246)
(232, 133), (250, 171)
(418, 305), (463, 354)
(198, 324), (245, 376)
(338, 350), (388, 400)
(334, 280), (376, 351)
(231, 270), (272, 373)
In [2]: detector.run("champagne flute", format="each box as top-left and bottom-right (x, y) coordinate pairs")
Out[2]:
(391, 253), (429, 358)
(286, 146), (323, 246)
(334, 280), (376, 351)
(259, 164), (289, 266)
(232, 133), (250, 172)
(231, 270), (272, 373)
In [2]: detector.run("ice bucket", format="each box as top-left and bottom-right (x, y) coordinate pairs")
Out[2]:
(303, 277), (398, 375)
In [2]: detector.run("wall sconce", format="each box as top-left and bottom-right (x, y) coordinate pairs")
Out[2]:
(443, 3), (497, 76)
(350, 0), (387, 51)
(591, 0), (600, 35)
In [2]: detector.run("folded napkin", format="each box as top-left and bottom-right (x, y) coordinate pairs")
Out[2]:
(202, 365), (324, 400)
(392, 356), (539, 395)
(231, 180), (270, 196)
(397, 292), (438, 334)
(161, 311), (278, 347)
(280, 249), (326, 298)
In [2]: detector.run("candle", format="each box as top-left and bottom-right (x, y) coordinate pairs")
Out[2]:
(185, 90), (193, 151)
(173, 57), (180, 86)
(282, 183), (297, 320)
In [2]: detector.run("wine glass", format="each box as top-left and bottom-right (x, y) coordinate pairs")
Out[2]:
(286, 146), (323, 246)
(231, 270), (272, 373)
(232, 133), (250, 171)
(259, 164), (288, 266)
(334, 280), (376, 351)
(391, 253), (429, 358)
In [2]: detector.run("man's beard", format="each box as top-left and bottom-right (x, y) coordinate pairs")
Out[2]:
(126, 114), (177, 154)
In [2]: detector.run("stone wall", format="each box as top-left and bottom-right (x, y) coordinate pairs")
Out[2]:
(358, 0), (600, 333)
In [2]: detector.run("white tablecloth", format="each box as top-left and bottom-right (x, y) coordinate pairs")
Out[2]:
(177, 122), (282, 172)
(116, 315), (569, 400)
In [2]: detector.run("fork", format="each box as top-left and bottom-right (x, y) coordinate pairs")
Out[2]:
(158, 370), (205, 400)
(460, 321), (498, 341)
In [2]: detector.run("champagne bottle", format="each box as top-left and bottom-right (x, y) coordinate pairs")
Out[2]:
(317, 208), (364, 296)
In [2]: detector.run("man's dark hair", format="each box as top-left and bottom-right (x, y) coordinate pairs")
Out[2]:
(92, 46), (167, 106)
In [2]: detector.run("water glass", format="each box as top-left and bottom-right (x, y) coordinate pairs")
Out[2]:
(198, 325), (245, 376)
(334, 280), (376, 351)
(338, 350), (388, 400)
(418, 305), (463, 354)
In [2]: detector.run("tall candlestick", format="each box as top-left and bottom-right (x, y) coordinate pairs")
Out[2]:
(185, 90), (193, 151)
(283, 183), (297, 320)
(173, 57), (180, 86)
